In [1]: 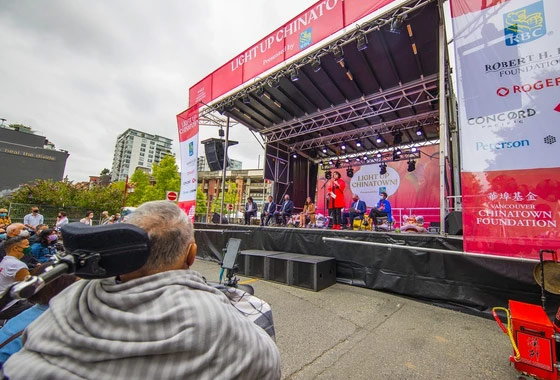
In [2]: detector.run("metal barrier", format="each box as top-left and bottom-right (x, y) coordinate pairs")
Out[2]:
(8, 203), (104, 226)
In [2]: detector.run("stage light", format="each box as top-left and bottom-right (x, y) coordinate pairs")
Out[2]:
(341, 143), (346, 150)
(346, 71), (353, 81)
(345, 158), (350, 163)
(226, 102), (235, 112)
(376, 152), (382, 158)
(393, 131), (403, 145)
(376, 135), (383, 144)
(357, 33), (368, 51)
(311, 58), (321, 72)
(320, 161), (324, 167)
(416, 128), (423, 136)
(411, 147), (418, 153)
(329, 159), (333, 165)
(390, 15), (405, 34)
(335, 160), (341, 169)
(346, 167), (354, 178)
(379, 163), (387, 175)
(325, 170), (332, 180)
(218, 128), (225, 137)
(392, 150), (400, 161)
(218, 105), (226, 115)
(356, 140), (362, 147)
(242, 94), (251, 104)
(290, 67), (300, 82)
(256, 86), (265, 98)
(273, 100), (282, 108)
(268, 78), (280, 88)
(292, 153), (297, 159)
(407, 160), (416, 172)
(397, 148), (402, 155)
(332, 45), (344, 64)
(322, 146), (328, 154)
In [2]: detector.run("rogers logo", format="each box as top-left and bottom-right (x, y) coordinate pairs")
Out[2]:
(497, 77), (560, 97)
(497, 87), (510, 97)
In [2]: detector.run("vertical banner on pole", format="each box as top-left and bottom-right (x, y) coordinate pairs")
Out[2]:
(176, 104), (200, 221)
(451, 0), (560, 258)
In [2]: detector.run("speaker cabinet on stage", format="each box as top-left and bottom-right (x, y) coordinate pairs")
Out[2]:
(205, 140), (226, 171)
(445, 211), (463, 235)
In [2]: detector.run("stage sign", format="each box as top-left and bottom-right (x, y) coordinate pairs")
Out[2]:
(188, 0), (404, 106)
(451, 0), (560, 258)
(176, 104), (200, 221)
(316, 145), (440, 226)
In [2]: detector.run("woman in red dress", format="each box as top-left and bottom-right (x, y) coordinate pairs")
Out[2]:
(327, 171), (346, 230)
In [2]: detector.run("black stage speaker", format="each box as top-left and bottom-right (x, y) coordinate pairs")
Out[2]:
(445, 211), (463, 235)
(205, 141), (227, 171)
(211, 212), (229, 224)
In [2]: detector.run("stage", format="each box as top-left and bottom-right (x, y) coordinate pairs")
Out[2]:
(195, 223), (555, 317)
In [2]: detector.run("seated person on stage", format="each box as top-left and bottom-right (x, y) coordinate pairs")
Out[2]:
(274, 195), (294, 225)
(342, 194), (367, 229)
(261, 195), (276, 226)
(368, 192), (393, 227)
(299, 197), (316, 228)
(3, 201), (281, 380)
(243, 197), (258, 225)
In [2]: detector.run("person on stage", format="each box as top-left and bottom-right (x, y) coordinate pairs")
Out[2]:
(274, 195), (294, 226)
(299, 197), (316, 228)
(342, 194), (367, 230)
(243, 197), (258, 225)
(260, 195), (276, 226)
(327, 171), (346, 230)
(368, 192), (392, 229)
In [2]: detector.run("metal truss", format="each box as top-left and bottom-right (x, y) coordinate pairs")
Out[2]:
(199, 113), (239, 128)
(291, 110), (438, 151)
(201, 0), (435, 116)
(262, 75), (437, 143)
(321, 150), (422, 170)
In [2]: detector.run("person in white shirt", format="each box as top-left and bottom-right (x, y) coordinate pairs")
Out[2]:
(23, 207), (43, 230)
(55, 211), (69, 231)
(0, 236), (32, 320)
(79, 211), (94, 226)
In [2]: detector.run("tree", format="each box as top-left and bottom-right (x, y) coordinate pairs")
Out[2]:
(126, 169), (151, 206)
(211, 181), (238, 214)
(196, 185), (208, 215)
(100, 168), (110, 176)
(150, 155), (180, 200)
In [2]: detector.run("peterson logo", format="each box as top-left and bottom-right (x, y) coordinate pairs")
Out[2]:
(496, 77), (560, 97)
(504, 1), (546, 46)
(468, 108), (536, 128)
(475, 139), (530, 151)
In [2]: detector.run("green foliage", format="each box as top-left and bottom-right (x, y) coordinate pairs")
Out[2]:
(126, 169), (151, 206)
(196, 185), (208, 215)
(100, 168), (110, 176)
(125, 155), (181, 206)
(211, 181), (238, 213)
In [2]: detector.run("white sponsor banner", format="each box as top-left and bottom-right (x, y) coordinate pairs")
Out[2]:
(176, 105), (200, 220)
(452, 0), (560, 172)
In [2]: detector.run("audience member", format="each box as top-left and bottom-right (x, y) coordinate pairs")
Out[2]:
(28, 224), (48, 245)
(243, 197), (257, 225)
(23, 207), (43, 230)
(368, 192), (393, 227)
(274, 195), (294, 225)
(342, 194), (367, 229)
(79, 211), (94, 225)
(100, 211), (110, 225)
(30, 229), (57, 263)
(0, 265), (77, 365)
(260, 196), (276, 226)
(0, 229), (6, 242)
(299, 197), (315, 228)
(0, 237), (32, 320)
(3, 200), (280, 379)
(0, 224), (29, 262)
(0, 209), (11, 229)
(55, 211), (68, 231)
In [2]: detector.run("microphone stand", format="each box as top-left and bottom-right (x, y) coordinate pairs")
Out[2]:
(321, 179), (330, 226)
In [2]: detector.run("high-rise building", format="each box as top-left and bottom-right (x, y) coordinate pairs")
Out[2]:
(0, 124), (69, 191)
(197, 156), (242, 172)
(111, 129), (173, 182)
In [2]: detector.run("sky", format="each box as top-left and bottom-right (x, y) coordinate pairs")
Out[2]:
(0, 0), (317, 181)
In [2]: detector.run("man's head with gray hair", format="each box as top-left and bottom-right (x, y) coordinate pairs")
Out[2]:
(126, 201), (194, 271)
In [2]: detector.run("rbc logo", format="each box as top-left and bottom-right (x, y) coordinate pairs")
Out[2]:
(299, 28), (312, 50)
(188, 141), (193, 156)
(504, 1), (546, 46)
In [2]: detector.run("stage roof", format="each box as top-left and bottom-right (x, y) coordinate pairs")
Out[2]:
(199, 0), (441, 161)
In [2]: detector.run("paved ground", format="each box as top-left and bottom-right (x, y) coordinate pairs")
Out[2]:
(194, 259), (520, 380)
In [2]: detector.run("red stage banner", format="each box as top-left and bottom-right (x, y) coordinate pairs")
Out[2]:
(344, 0), (396, 25)
(176, 104), (200, 221)
(212, 60), (244, 101)
(316, 145), (440, 227)
(241, 24), (287, 83)
(451, 0), (560, 258)
(189, 75), (212, 108)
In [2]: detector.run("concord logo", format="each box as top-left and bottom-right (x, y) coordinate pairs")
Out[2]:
(468, 108), (536, 128)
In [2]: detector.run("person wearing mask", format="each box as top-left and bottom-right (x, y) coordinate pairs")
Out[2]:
(327, 171), (346, 230)
(0, 237), (32, 320)
(243, 197), (258, 225)
(0, 264), (77, 365)
(55, 211), (68, 231)
(30, 229), (57, 264)
(100, 211), (110, 225)
(23, 207), (43, 230)
(0, 224), (29, 262)
(3, 201), (280, 379)
(0, 209), (11, 230)
(0, 229), (6, 242)
(342, 194), (367, 230)
(260, 196), (276, 226)
(299, 197), (316, 228)
(369, 192), (393, 229)
(80, 211), (94, 225)
(28, 224), (48, 246)
(274, 195), (294, 226)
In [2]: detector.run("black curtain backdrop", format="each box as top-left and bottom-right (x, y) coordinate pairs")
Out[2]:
(289, 159), (318, 210)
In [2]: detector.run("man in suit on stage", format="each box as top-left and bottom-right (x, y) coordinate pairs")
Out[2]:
(342, 194), (367, 229)
(274, 195), (294, 226)
(260, 195), (276, 226)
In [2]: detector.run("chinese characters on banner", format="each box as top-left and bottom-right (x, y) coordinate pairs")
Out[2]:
(451, 0), (560, 258)
(176, 104), (200, 221)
